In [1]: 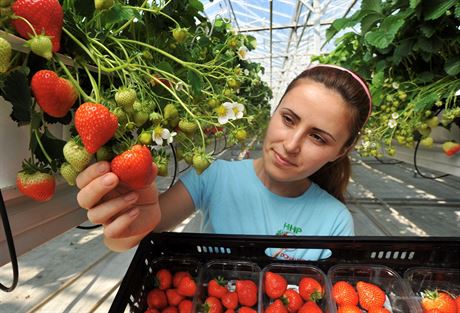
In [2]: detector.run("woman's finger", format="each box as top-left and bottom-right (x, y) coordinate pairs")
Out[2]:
(103, 208), (141, 239)
(86, 191), (138, 225)
(77, 172), (119, 209)
(76, 161), (110, 189)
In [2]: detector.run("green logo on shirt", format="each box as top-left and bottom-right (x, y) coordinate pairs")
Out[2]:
(277, 222), (303, 235)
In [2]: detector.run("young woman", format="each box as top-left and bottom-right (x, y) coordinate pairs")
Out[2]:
(75, 64), (372, 260)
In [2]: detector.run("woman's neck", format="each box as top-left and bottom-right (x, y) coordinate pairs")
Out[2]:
(253, 158), (311, 198)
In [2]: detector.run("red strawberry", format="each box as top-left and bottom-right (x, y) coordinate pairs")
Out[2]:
(16, 170), (55, 202)
(442, 141), (460, 156)
(236, 280), (258, 307)
(204, 296), (223, 313)
(238, 307), (257, 313)
(423, 309), (443, 313)
(264, 272), (287, 299)
(162, 306), (178, 313)
(265, 299), (288, 313)
(224, 310), (235, 313)
(336, 305), (361, 313)
(145, 308), (160, 313)
(156, 269), (173, 290)
(421, 290), (457, 313)
(75, 102), (118, 154)
(177, 276), (197, 297)
(111, 145), (156, 190)
(332, 281), (358, 307)
(221, 291), (238, 310)
(356, 281), (386, 311)
(173, 272), (192, 288)
(147, 288), (168, 310)
(455, 295), (460, 312)
(298, 301), (323, 313)
(166, 289), (184, 306)
(208, 277), (229, 299)
(31, 70), (78, 118)
(298, 277), (323, 302)
(178, 299), (193, 313)
(11, 0), (63, 51)
(368, 307), (391, 313)
(282, 289), (304, 313)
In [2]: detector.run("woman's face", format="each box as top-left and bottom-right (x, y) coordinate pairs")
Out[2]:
(262, 80), (353, 184)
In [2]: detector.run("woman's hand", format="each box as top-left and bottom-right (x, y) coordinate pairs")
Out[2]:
(76, 161), (161, 250)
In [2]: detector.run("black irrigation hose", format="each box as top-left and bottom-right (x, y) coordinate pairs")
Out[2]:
(413, 139), (449, 179)
(76, 223), (102, 230)
(0, 190), (19, 292)
(374, 156), (403, 165)
(168, 143), (178, 190)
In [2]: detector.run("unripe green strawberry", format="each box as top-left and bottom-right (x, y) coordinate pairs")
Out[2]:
(149, 111), (162, 124)
(420, 137), (433, 148)
(27, 35), (53, 60)
(0, 37), (12, 73)
(426, 116), (439, 129)
(227, 77), (240, 89)
(138, 130), (152, 145)
(94, 0), (114, 10)
(111, 107), (128, 126)
(172, 27), (189, 43)
(96, 146), (114, 161)
(134, 110), (149, 127)
(235, 129), (247, 142)
(115, 87), (137, 109)
(207, 98), (220, 108)
(183, 151), (193, 165)
(192, 152), (212, 175)
(60, 162), (78, 186)
(164, 103), (178, 120)
(179, 120), (197, 135)
(63, 139), (93, 172)
(16, 170), (55, 202)
(154, 156), (169, 177)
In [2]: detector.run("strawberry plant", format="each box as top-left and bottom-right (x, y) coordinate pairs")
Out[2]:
(0, 0), (272, 200)
(313, 0), (460, 157)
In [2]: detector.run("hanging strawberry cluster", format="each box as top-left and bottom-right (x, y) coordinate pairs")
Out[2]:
(0, 0), (273, 201)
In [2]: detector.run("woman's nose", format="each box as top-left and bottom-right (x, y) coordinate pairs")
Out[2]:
(283, 130), (302, 154)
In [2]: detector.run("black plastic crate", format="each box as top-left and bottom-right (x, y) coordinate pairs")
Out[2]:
(109, 232), (460, 313)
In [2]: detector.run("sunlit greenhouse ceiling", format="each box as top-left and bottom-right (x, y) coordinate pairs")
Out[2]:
(202, 0), (361, 102)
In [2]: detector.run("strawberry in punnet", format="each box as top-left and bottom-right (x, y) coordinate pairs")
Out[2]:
(421, 290), (457, 313)
(264, 271), (288, 299)
(0, 37), (12, 73)
(31, 70), (78, 118)
(166, 289), (184, 307)
(162, 306), (178, 313)
(11, 0), (63, 52)
(239, 307), (257, 313)
(145, 308), (160, 313)
(282, 289), (304, 313)
(423, 309), (443, 313)
(265, 299), (288, 313)
(356, 281), (386, 311)
(74, 102), (118, 154)
(367, 307), (391, 313)
(147, 288), (168, 310)
(336, 305), (361, 313)
(177, 275), (197, 297)
(332, 281), (358, 307)
(208, 277), (228, 299)
(63, 139), (93, 172)
(236, 280), (258, 307)
(156, 269), (173, 290)
(16, 168), (55, 202)
(204, 296), (223, 313)
(173, 272), (192, 288)
(455, 295), (460, 312)
(178, 299), (193, 313)
(221, 291), (238, 310)
(111, 145), (156, 190)
(298, 301), (323, 313)
(298, 277), (323, 302)
(442, 141), (460, 156)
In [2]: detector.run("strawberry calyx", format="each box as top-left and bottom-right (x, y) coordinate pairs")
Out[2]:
(309, 290), (323, 302)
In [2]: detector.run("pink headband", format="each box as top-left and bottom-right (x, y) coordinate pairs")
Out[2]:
(308, 64), (373, 126)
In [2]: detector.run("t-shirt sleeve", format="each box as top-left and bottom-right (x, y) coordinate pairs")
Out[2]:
(331, 208), (355, 236)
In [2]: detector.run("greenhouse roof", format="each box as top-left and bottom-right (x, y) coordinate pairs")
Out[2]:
(203, 0), (361, 102)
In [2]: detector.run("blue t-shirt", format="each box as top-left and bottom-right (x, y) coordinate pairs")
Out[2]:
(180, 159), (354, 260)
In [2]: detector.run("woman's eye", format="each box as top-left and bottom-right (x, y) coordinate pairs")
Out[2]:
(311, 133), (326, 144)
(282, 114), (294, 125)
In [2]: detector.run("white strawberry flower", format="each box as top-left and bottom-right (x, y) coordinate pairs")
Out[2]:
(391, 112), (399, 119)
(237, 46), (248, 60)
(152, 126), (177, 145)
(216, 102), (235, 125)
(175, 81), (186, 92)
(455, 89), (460, 96)
(388, 119), (397, 128)
(232, 102), (245, 119)
(243, 69), (250, 76)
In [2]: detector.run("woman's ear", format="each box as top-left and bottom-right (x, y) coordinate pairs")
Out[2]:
(331, 145), (354, 162)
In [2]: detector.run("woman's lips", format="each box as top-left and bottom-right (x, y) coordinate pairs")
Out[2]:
(273, 150), (296, 167)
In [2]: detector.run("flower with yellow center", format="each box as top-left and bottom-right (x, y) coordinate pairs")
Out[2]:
(237, 46), (248, 60)
(152, 125), (177, 145)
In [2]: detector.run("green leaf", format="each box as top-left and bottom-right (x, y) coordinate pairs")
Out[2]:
(419, 24), (436, 38)
(156, 61), (174, 74)
(73, 0), (94, 18)
(2, 68), (32, 125)
(392, 38), (414, 65)
(423, 0), (456, 20)
(410, 0), (421, 9)
(188, 0), (204, 12)
(32, 129), (66, 170)
(360, 12), (383, 33)
(444, 58), (460, 76)
(364, 15), (405, 49)
(361, 0), (383, 13)
(413, 36), (437, 53)
(414, 93), (438, 112)
(100, 3), (136, 26)
(214, 18), (224, 29)
(455, 3), (460, 18)
(187, 70), (202, 96)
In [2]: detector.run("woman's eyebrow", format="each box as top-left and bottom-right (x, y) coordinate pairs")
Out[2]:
(283, 108), (337, 142)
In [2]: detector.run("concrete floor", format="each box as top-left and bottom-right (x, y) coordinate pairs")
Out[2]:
(0, 145), (458, 312)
